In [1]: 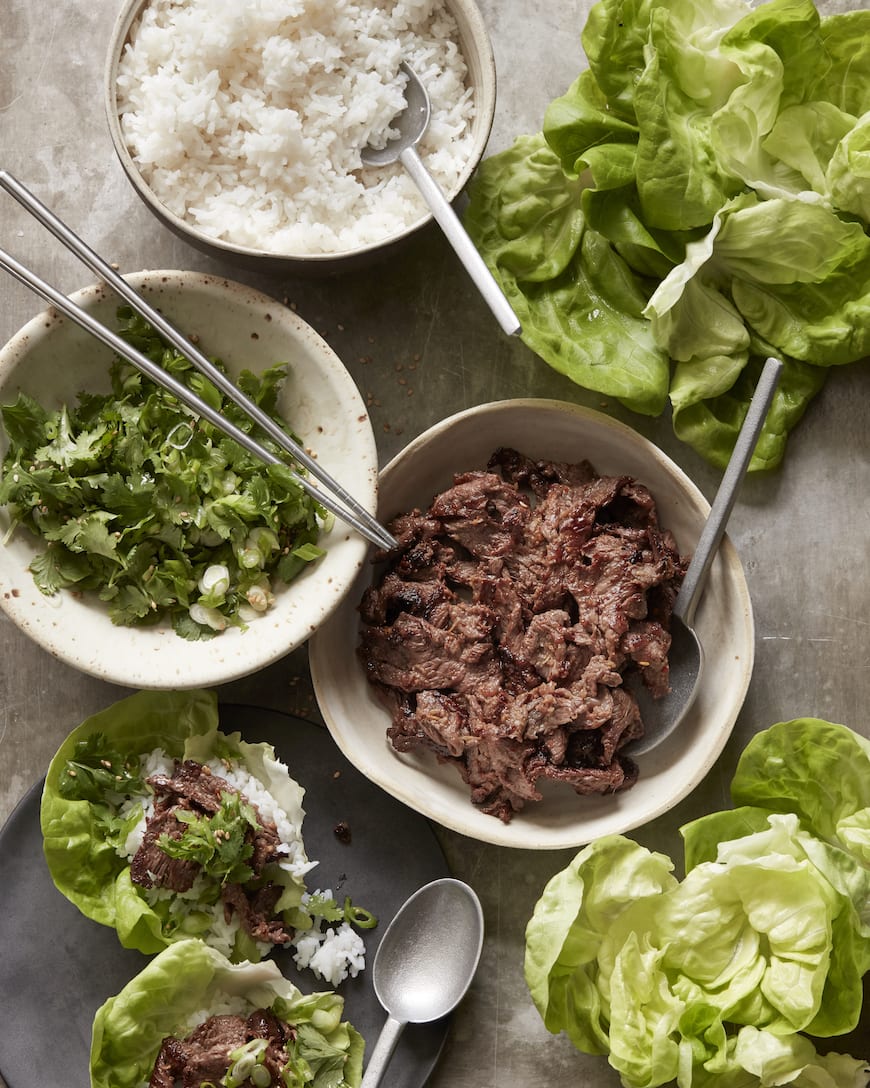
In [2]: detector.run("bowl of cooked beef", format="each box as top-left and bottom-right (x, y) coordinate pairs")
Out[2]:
(309, 399), (754, 849)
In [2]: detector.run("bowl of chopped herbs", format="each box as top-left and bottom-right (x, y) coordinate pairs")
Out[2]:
(0, 269), (378, 687)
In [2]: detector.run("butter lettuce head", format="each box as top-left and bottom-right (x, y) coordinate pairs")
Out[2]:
(90, 938), (363, 1088)
(464, 0), (870, 472)
(524, 826), (870, 1083)
(40, 688), (310, 960)
(525, 800), (870, 1087)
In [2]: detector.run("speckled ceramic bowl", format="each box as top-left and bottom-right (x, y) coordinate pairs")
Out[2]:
(104, 0), (497, 275)
(309, 399), (755, 849)
(0, 270), (378, 688)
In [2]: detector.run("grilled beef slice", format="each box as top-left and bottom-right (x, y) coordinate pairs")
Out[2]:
(150, 1009), (294, 1088)
(358, 448), (688, 823)
(130, 759), (290, 944)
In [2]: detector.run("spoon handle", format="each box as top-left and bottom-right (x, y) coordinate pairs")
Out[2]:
(398, 145), (521, 337)
(675, 355), (783, 624)
(359, 1015), (407, 1088)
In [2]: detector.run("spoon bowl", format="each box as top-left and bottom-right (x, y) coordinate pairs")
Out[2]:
(360, 878), (484, 1087)
(361, 63), (520, 337)
(360, 64), (430, 170)
(629, 356), (783, 756)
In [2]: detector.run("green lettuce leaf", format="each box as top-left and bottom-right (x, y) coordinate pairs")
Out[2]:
(463, 0), (870, 471)
(632, 0), (750, 231)
(730, 718), (870, 866)
(544, 70), (639, 178)
(90, 938), (363, 1088)
(761, 101), (856, 199)
(465, 134), (670, 415)
(806, 12), (870, 117)
(580, 0), (655, 123)
(40, 689), (309, 960)
(693, 1030), (870, 1088)
(669, 352), (826, 472)
(827, 114), (870, 223)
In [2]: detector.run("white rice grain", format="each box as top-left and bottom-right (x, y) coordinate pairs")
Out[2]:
(293, 914), (366, 986)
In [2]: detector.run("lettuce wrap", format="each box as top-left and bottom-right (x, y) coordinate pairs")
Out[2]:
(524, 717), (870, 1088)
(40, 689), (349, 965)
(90, 938), (363, 1088)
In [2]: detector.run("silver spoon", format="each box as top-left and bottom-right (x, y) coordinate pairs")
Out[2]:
(361, 63), (521, 338)
(629, 355), (783, 756)
(359, 877), (484, 1088)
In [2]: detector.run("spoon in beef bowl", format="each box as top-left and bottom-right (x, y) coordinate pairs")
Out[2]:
(629, 355), (783, 756)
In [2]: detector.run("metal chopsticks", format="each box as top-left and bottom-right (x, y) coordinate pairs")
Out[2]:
(0, 171), (397, 552)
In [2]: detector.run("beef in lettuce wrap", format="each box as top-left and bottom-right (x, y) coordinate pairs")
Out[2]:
(41, 688), (370, 974)
(90, 938), (363, 1088)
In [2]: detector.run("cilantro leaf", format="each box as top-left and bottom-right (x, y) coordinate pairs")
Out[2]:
(50, 510), (120, 561)
(29, 542), (92, 593)
(99, 473), (157, 521)
(304, 892), (378, 930)
(156, 791), (259, 884)
(0, 393), (49, 449)
(58, 732), (145, 803)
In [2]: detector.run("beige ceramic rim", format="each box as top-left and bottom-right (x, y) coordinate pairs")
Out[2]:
(309, 399), (755, 849)
(104, 0), (498, 268)
(0, 270), (378, 688)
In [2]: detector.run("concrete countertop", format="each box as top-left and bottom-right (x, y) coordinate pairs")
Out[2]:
(1, 0), (868, 1084)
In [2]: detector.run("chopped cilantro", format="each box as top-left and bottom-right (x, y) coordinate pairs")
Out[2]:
(58, 732), (146, 803)
(0, 308), (326, 638)
(157, 791), (260, 885)
(304, 891), (378, 930)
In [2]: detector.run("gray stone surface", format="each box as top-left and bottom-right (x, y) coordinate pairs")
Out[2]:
(1, 0), (868, 1084)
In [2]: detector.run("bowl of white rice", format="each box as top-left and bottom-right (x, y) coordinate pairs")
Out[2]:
(105, 0), (497, 273)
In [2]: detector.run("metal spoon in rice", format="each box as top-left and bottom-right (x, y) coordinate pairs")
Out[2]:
(361, 63), (521, 338)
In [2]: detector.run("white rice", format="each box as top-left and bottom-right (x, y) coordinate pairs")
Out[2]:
(116, 0), (476, 254)
(118, 747), (366, 981)
(293, 890), (367, 985)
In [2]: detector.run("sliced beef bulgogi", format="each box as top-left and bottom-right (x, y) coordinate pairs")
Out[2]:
(130, 759), (291, 945)
(150, 1008), (294, 1088)
(358, 448), (688, 823)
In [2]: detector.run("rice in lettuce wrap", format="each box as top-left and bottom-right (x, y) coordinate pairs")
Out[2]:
(40, 688), (367, 972)
(89, 937), (363, 1088)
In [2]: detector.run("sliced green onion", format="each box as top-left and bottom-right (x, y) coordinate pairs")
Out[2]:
(344, 896), (377, 929)
(251, 1064), (272, 1088)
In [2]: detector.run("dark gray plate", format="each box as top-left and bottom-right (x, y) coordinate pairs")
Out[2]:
(0, 705), (451, 1088)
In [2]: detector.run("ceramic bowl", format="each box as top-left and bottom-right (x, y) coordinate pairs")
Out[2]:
(0, 270), (378, 688)
(308, 399), (755, 849)
(104, 0), (497, 274)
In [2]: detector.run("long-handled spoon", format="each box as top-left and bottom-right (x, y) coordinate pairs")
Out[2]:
(360, 878), (484, 1088)
(361, 63), (521, 337)
(629, 355), (783, 756)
